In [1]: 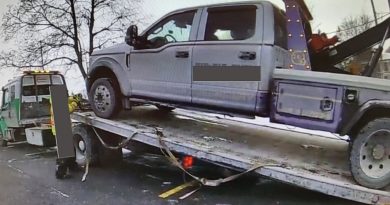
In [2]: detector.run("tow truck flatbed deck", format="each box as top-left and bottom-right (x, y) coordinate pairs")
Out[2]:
(71, 107), (390, 205)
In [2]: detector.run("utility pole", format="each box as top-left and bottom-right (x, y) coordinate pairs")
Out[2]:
(370, 0), (378, 25)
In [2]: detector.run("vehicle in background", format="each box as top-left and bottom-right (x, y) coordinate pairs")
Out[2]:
(0, 70), (65, 147)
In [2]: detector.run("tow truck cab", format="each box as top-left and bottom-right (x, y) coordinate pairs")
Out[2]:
(0, 71), (65, 145)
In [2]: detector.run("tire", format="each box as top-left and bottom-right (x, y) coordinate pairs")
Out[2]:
(350, 118), (390, 189)
(156, 105), (175, 112)
(72, 125), (99, 166)
(89, 78), (122, 119)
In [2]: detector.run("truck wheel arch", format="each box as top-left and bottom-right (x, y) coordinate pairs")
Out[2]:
(342, 100), (390, 137)
(88, 58), (131, 96)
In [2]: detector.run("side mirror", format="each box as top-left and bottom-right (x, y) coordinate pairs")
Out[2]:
(125, 25), (139, 46)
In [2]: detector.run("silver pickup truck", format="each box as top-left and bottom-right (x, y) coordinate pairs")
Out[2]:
(88, 2), (287, 118)
(87, 1), (390, 189)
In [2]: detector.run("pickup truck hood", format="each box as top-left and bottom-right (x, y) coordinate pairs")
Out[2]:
(91, 43), (132, 56)
(273, 69), (390, 92)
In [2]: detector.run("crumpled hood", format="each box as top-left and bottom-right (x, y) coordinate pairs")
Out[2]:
(91, 43), (132, 56)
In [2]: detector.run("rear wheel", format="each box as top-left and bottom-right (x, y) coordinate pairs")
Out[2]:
(89, 78), (122, 119)
(72, 125), (99, 166)
(350, 118), (390, 189)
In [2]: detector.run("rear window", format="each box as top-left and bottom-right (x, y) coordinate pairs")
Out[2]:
(52, 75), (64, 85)
(274, 7), (287, 49)
(204, 6), (257, 41)
(22, 86), (35, 96)
(22, 74), (64, 96)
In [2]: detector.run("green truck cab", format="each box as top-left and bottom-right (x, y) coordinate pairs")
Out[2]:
(0, 70), (65, 146)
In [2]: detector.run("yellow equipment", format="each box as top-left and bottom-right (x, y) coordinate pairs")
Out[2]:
(50, 94), (82, 136)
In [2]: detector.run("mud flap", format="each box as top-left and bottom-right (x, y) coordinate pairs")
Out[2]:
(50, 85), (75, 159)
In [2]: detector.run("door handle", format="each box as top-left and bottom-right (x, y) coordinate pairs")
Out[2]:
(239, 52), (256, 60)
(320, 97), (334, 111)
(175, 51), (189, 58)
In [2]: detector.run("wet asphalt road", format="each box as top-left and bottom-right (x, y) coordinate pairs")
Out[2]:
(0, 143), (362, 205)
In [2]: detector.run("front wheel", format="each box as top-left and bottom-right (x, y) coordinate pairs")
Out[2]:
(350, 118), (390, 189)
(89, 78), (122, 119)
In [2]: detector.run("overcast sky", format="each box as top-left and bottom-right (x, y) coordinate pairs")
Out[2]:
(0, 0), (389, 91)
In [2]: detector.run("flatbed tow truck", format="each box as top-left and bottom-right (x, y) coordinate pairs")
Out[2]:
(70, 107), (390, 205)
(48, 0), (390, 204)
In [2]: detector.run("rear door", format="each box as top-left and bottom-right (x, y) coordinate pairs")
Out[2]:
(191, 5), (263, 114)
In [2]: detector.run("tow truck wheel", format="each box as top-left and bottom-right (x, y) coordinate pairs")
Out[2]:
(72, 125), (99, 166)
(89, 78), (121, 119)
(350, 118), (390, 189)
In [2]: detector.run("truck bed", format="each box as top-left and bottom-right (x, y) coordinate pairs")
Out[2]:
(71, 106), (390, 205)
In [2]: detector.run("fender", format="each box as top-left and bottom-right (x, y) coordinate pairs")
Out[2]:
(88, 57), (132, 96)
(340, 100), (390, 135)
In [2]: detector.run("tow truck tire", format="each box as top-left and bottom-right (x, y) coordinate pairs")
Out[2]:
(350, 118), (390, 189)
(72, 125), (99, 166)
(89, 78), (121, 119)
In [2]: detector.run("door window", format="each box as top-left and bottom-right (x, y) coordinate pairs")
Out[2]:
(144, 11), (196, 49)
(2, 88), (9, 108)
(204, 6), (257, 41)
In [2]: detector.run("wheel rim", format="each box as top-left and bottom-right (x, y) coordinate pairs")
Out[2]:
(74, 134), (86, 164)
(359, 129), (390, 179)
(94, 85), (111, 113)
(78, 140), (86, 152)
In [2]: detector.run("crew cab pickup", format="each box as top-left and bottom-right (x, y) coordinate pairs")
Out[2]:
(87, 1), (390, 189)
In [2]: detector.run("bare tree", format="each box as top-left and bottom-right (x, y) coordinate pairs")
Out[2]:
(0, 0), (143, 78)
(336, 14), (373, 41)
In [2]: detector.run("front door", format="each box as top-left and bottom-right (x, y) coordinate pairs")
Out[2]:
(191, 5), (262, 114)
(1, 85), (19, 128)
(129, 10), (200, 103)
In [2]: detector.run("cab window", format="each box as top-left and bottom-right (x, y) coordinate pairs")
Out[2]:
(204, 6), (257, 41)
(10, 85), (15, 101)
(23, 86), (35, 96)
(51, 75), (64, 85)
(143, 11), (196, 49)
(274, 6), (287, 49)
